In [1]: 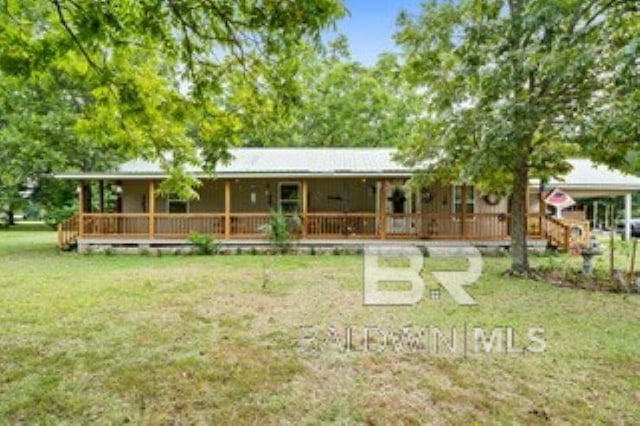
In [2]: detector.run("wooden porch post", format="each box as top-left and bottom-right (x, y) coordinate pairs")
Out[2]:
(378, 181), (387, 239)
(148, 180), (155, 239)
(99, 180), (105, 213)
(460, 185), (467, 238)
(224, 180), (231, 239)
(302, 180), (308, 238)
(78, 181), (85, 237)
(538, 189), (544, 236)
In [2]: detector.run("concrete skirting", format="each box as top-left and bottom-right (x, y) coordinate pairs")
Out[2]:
(76, 237), (548, 255)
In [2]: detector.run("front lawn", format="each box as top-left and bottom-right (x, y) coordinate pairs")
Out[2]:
(0, 227), (638, 423)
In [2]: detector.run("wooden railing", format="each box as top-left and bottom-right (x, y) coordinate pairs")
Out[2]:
(57, 214), (79, 248)
(415, 213), (511, 239)
(527, 213), (543, 237)
(307, 213), (377, 238)
(82, 213), (150, 236)
(230, 213), (271, 237)
(155, 213), (225, 237)
(541, 216), (590, 251)
(62, 212), (579, 243)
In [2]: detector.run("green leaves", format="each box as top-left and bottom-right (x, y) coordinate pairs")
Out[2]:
(0, 0), (345, 206)
(396, 0), (640, 187)
(238, 42), (421, 148)
(395, 0), (639, 271)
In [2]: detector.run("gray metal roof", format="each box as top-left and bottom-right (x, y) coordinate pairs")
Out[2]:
(121, 148), (405, 175)
(549, 159), (640, 189)
(54, 148), (640, 190)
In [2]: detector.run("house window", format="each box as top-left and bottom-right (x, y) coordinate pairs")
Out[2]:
(278, 182), (300, 213)
(168, 196), (189, 213)
(453, 185), (475, 215)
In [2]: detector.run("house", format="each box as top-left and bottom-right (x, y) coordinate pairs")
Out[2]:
(54, 148), (640, 251)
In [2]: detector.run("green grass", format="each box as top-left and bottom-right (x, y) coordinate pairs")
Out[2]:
(0, 227), (639, 423)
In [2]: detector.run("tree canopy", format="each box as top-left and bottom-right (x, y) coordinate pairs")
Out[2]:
(396, 0), (639, 273)
(0, 0), (346, 206)
(235, 37), (422, 148)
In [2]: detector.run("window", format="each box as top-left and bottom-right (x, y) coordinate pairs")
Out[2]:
(453, 185), (475, 215)
(278, 182), (300, 213)
(168, 195), (189, 213)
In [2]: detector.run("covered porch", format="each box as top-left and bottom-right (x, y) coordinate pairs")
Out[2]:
(57, 176), (571, 249)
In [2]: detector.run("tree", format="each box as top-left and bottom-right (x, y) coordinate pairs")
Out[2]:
(0, 0), (345, 200)
(395, 0), (639, 274)
(237, 37), (421, 147)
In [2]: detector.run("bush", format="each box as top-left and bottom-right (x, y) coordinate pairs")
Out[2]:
(188, 232), (220, 255)
(44, 205), (77, 229)
(260, 208), (300, 253)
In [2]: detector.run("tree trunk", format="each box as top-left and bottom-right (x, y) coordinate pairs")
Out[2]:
(510, 159), (530, 273)
(6, 210), (15, 226)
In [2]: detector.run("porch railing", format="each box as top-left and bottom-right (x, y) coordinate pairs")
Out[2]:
(306, 213), (377, 238)
(155, 213), (225, 237)
(69, 212), (580, 244)
(540, 216), (590, 251)
(82, 213), (150, 236)
(57, 214), (79, 248)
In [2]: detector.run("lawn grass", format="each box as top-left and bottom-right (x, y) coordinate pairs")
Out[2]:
(0, 226), (639, 423)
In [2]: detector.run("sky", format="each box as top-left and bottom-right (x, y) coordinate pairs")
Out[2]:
(330, 0), (424, 66)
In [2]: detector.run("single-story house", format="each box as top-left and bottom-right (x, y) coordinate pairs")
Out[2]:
(54, 148), (640, 251)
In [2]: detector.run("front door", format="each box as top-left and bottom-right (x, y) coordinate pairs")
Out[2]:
(385, 183), (416, 235)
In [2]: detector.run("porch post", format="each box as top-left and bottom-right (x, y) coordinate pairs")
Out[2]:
(625, 193), (632, 241)
(78, 181), (85, 237)
(538, 189), (544, 235)
(99, 180), (105, 213)
(224, 180), (231, 239)
(378, 181), (386, 239)
(302, 179), (308, 238)
(148, 180), (155, 239)
(460, 184), (467, 238)
(593, 201), (598, 229)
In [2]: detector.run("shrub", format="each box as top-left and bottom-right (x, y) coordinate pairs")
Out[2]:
(188, 232), (220, 255)
(260, 208), (300, 253)
(44, 205), (77, 229)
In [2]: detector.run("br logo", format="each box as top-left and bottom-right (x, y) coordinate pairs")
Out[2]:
(363, 245), (482, 306)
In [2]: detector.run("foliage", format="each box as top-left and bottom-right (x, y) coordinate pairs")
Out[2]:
(395, 0), (640, 273)
(188, 232), (220, 255)
(237, 37), (422, 147)
(261, 209), (300, 253)
(43, 205), (77, 230)
(0, 0), (346, 202)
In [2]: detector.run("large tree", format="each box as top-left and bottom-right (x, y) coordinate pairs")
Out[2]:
(0, 0), (345, 200)
(396, 0), (639, 273)
(236, 37), (421, 147)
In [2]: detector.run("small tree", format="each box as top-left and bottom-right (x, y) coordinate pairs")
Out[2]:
(262, 209), (301, 253)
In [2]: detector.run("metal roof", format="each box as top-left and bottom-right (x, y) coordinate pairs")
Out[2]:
(549, 159), (640, 189)
(54, 148), (640, 190)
